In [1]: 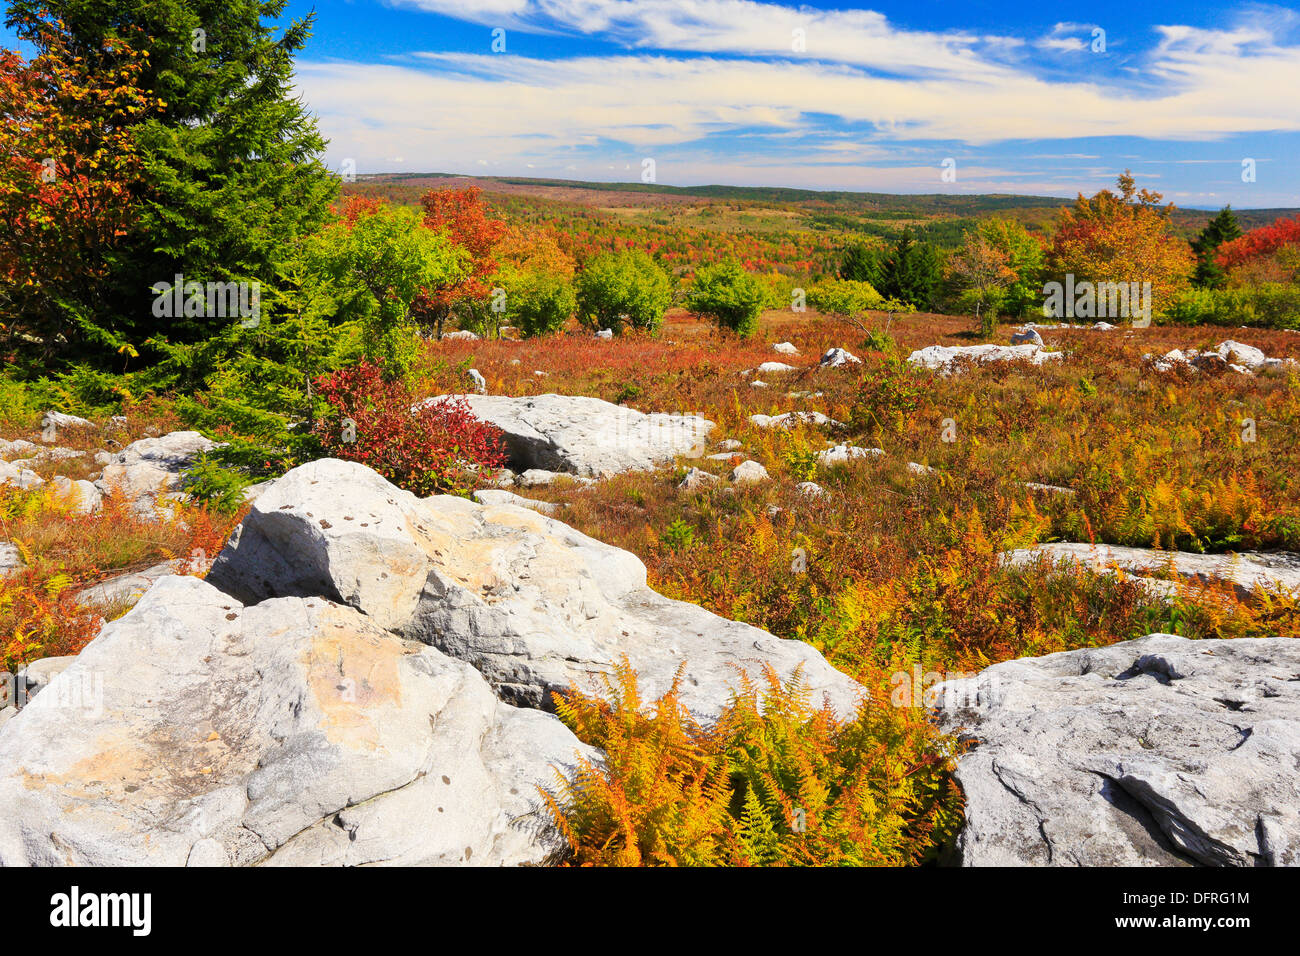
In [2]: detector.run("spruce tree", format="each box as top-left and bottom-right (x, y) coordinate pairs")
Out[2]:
(5, 0), (338, 362)
(839, 241), (886, 289)
(1191, 206), (1242, 289)
(882, 229), (942, 310)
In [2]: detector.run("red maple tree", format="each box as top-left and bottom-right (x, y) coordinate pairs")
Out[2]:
(414, 186), (506, 338)
(0, 29), (157, 357)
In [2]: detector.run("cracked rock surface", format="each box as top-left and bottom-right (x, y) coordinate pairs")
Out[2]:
(0, 458), (858, 866)
(208, 458), (863, 720)
(0, 575), (593, 866)
(932, 633), (1300, 866)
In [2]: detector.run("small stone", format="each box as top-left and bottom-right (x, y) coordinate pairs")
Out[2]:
(796, 481), (827, 499)
(678, 467), (719, 492)
(731, 460), (770, 485)
(819, 347), (861, 368)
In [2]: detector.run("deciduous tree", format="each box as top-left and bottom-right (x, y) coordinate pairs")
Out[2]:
(416, 185), (506, 338)
(0, 33), (155, 361)
(575, 250), (671, 335)
(686, 259), (769, 337)
(1047, 171), (1194, 315)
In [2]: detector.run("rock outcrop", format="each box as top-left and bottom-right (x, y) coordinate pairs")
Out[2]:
(933, 634), (1300, 866)
(819, 347), (861, 368)
(0, 428), (219, 515)
(730, 460), (770, 485)
(1148, 341), (1297, 376)
(420, 394), (713, 478)
(207, 459), (863, 720)
(471, 488), (564, 516)
(908, 343), (1063, 372)
(94, 431), (221, 516)
(817, 444), (884, 467)
(0, 575), (593, 866)
(748, 410), (841, 430)
(0, 458), (864, 866)
(1002, 543), (1300, 598)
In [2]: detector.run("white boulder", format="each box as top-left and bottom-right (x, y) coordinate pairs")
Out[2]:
(207, 459), (863, 721)
(421, 394), (714, 479)
(820, 347), (861, 368)
(909, 344), (1062, 372)
(0, 576), (592, 867)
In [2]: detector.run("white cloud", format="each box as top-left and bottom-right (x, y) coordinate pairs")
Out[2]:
(303, 2), (1300, 195)
(390, 0), (1017, 78)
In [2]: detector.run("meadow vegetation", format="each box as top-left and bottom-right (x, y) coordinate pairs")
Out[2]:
(2, 0), (1298, 866)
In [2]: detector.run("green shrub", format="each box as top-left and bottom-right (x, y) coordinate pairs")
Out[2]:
(1165, 283), (1300, 329)
(661, 518), (695, 552)
(300, 203), (466, 375)
(686, 259), (768, 337)
(182, 454), (253, 516)
(509, 273), (577, 338)
(575, 251), (672, 335)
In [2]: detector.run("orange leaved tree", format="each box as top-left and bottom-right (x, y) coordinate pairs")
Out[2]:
(414, 186), (506, 338)
(1047, 171), (1194, 318)
(0, 30), (157, 360)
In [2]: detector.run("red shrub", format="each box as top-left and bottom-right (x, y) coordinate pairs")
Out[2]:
(312, 361), (507, 496)
(1215, 215), (1300, 271)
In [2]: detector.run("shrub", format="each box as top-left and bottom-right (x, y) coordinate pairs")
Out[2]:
(686, 259), (768, 337)
(301, 200), (467, 376)
(849, 356), (932, 437)
(182, 454), (254, 515)
(489, 225), (576, 338)
(509, 273), (577, 338)
(660, 518), (695, 552)
(542, 659), (961, 866)
(1214, 214), (1300, 272)
(1165, 284), (1300, 329)
(574, 250), (671, 334)
(311, 360), (507, 496)
(807, 279), (913, 336)
(0, 485), (237, 671)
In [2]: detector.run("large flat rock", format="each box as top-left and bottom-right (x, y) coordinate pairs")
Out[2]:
(208, 458), (863, 720)
(421, 393), (713, 478)
(933, 634), (1300, 866)
(0, 575), (590, 866)
(908, 343), (1062, 371)
(1003, 542), (1300, 597)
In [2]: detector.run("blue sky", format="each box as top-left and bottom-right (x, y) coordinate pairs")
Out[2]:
(6, 1), (1300, 207)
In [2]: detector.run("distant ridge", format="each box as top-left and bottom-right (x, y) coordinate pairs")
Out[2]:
(348, 172), (1300, 238)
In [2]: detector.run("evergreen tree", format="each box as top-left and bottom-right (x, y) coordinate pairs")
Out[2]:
(1191, 206), (1243, 289)
(5, 0), (338, 362)
(840, 233), (942, 310)
(839, 241), (886, 288)
(883, 230), (943, 309)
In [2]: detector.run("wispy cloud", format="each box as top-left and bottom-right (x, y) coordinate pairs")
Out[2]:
(303, 1), (1300, 198)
